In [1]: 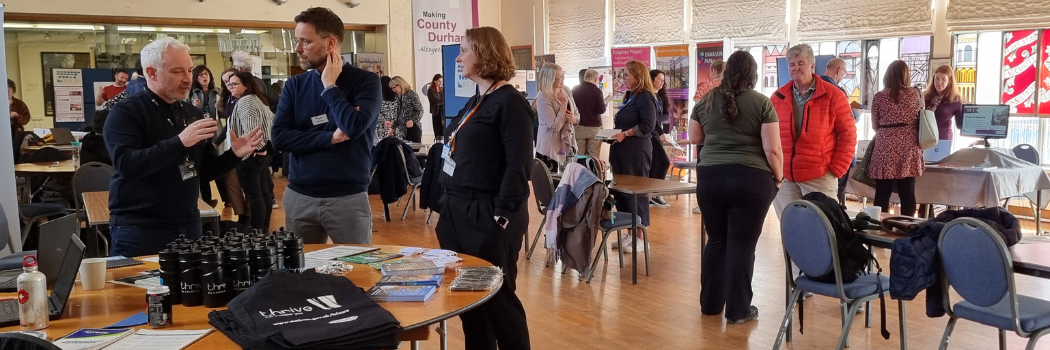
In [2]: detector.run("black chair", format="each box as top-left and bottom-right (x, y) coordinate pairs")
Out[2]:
(397, 150), (423, 221)
(1013, 144), (1040, 165)
(526, 159), (555, 260)
(72, 162), (114, 256)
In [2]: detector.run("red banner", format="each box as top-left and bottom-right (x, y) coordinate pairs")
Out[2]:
(1002, 30), (1038, 115)
(1039, 30), (1050, 115)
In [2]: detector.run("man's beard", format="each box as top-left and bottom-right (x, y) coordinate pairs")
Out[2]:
(300, 55), (325, 70)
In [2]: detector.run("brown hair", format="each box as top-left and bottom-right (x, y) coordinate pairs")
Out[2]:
(625, 60), (656, 97)
(294, 7), (345, 43)
(219, 71), (269, 113)
(923, 64), (960, 105)
(710, 61), (726, 79)
(883, 60), (911, 103)
(464, 27), (516, 81)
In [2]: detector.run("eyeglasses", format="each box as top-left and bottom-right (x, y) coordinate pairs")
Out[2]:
(292, 36), (331, 48)
(226, 82), (243, 88)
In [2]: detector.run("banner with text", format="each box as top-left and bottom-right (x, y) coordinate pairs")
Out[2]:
(413, 0), (478, 135)
(611, 47), (651, 109)
(356, 53), (385, 76)
(655, 45), (689, 139)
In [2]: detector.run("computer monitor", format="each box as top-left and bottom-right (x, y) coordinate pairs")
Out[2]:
(959, 104), (1009, 146)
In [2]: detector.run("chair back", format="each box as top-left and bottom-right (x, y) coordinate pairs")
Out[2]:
(1012, 144), (1040, 165)
(0, 204), (10, 253)
(781, 200), (836, 279)
(530, 158), (555, 213)
(72, 162), (114, 222)
(938, 218), (1014, 308)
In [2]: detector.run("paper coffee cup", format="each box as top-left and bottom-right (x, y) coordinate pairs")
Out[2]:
(79, 258), (107, 291)
(863, 206), (882, 220)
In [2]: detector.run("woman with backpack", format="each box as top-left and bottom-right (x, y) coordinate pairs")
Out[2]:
(690, 51), (782, 324)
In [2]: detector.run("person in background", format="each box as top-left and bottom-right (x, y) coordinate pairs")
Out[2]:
(870, 60), (924, 217)
(375, 76), (398, 144)
(391, 76), (424, 143)
(572, 69), (611, 158)
(220, 71), (275, 232)
(648, 69), (672, 208)
(213, 68), (248, 217)
(105, 37), (263, 257)
(189, 66), (219, 119)
(533, 62), (578, 172)
(820, 58), (861, 205)
(79, 110), (111, 166)
(578, 68), (587, 85)
(8, 79), (30, 132)
(691, 50), (781, 324)
(427, 74), (445, 137)
(923, 64), (964, 140)
(271, 7), (382, 244)
(608, 59), (657, 253)
(101, 61), (147, 110)
(95, 68), (129, 107)
(439, 26), (532, 350)
(770, 44), (856, 217)
(693, 61), (725, 103)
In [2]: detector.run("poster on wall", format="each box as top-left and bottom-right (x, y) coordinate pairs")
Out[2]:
(611, 47), (652, 109)
(590, 66), (613, 119)
(512, 46), (534, 70)
(41, 52), (91, 117)
(356, 53), (385, 76)
(695, 42), (724, 105)
(454, 59), (477, 98)
(413, 0), (477, 135)
(655, 45), (690, 141)
(535, 54), (555, 69)
(510, 70), (528, 92)
(1002, 30), (1038, 115)
(52, 68), (84, 123)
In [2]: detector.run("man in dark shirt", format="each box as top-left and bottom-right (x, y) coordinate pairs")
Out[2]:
(571, 69), (611, 157)
(7, 80), (30, 131)
(272, 7), (381, 244)
(105, 37), (263, 257)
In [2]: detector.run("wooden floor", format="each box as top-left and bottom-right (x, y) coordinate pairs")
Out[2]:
(215, 176), (1050, 350)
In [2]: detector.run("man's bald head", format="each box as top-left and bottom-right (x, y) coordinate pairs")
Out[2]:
(826, 57), (847, 83)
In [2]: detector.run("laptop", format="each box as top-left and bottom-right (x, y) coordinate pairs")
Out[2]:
(923, 140), (953, 163)
(49, 128), (75, 145)
(0, 214), (78, 292)
(0, 235), (85, 326)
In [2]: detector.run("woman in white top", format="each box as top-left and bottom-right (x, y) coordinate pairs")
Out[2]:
(532, 62), (578, 171)
(219, 71), (274, 231)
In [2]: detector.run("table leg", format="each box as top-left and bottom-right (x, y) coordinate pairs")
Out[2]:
(632, 194), (639, 285)
(439, 320), (448, 350)
(1037, 191), (1043, 236)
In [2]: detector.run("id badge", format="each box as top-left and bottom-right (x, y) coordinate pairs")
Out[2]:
(311, 114), (329, 125)
(442, 157), (456, 176)
(179, 158), (198, 181)
(441, 144), (451, 160)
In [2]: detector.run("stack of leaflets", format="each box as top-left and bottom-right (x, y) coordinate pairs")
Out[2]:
(337, 251), (404, 264)
(53, 328), (133, 350)
(450, 266), (504, 291)
(381, 260), (444, 276)
(368, 258), (411, 270)
(366, 285), (438, 302)
(374, 274), (443, 286)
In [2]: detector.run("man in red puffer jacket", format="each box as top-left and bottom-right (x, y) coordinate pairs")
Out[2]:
(770, 44), (857, 218)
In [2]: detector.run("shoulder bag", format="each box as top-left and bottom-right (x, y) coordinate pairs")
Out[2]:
(917, 88), (938, 150)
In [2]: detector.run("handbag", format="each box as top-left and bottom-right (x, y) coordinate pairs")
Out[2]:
(917, 89), (938, 150)
(851, 140), (877, 188)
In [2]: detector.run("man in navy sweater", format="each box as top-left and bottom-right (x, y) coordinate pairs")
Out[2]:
(272, 7), (382, 244)
(106, 37), (263, 257)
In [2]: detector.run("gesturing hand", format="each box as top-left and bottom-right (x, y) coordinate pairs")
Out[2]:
(321, 48), (343, 88)
(230, 127), (264, 158)
(179, 119), (219, 147)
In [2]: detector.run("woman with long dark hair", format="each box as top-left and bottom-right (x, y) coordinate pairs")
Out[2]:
(648, 69), (672, 207)
(691, 51), (782, 324)
(189, 66), (219, 119)
(870, 60), (924, 216)
(219, 71), (275, 231)
(608, 60), (657, 253)
(428, 74), (445, 137)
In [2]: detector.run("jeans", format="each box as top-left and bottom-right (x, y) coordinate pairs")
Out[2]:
(237, 154), (274, 232)
(111, 223), (202, 257)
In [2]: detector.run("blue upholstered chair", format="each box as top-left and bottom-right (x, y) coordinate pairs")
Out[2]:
(774, 200), (908, 350)
(936, 218), (1050, 350)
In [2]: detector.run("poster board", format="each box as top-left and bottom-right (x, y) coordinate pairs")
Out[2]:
(442, 44), (471, 127)
(512, 46), (534, 70)
(611, 47), (652, 109)
(655, 45), (689, 144)
(51, 69), (85, 123)
(356, 53), (385, 76)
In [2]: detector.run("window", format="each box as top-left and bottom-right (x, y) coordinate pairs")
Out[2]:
(963, 46), (974, 62)
(900, 36), (931, 90)
(954, 34), (978, 104)
(1001, 30), (1038, 115)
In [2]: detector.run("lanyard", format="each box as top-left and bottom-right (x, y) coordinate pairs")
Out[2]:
(448, 81), (504, 154)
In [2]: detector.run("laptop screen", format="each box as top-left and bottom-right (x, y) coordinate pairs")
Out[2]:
(36, 214), (77, 287)
(49, 235), (85, 316)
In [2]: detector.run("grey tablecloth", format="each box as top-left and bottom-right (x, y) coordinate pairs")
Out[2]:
(846, 148), (1050, 208)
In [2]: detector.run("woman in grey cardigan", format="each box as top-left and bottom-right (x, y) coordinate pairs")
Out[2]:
(532, 62), (578, 172)
(220, 71), (274, 231)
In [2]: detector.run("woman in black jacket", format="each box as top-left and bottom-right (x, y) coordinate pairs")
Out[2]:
(609, 60), (657, 253)
(427, 74), (445, 137)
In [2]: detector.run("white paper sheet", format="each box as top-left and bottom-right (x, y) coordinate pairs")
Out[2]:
(104, 329), (212, 350)
(303, 246), (379, 260)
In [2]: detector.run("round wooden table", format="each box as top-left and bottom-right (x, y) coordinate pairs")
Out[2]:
(14, 160), (76, 178)
(0, 244), (500, 348)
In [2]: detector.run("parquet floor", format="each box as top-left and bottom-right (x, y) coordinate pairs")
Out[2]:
(212, 176), (1050, 349)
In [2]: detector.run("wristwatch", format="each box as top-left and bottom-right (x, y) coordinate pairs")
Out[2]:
(494, 216), (509, 229)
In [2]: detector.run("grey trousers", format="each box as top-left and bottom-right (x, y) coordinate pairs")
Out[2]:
(283, 188), (372, 244)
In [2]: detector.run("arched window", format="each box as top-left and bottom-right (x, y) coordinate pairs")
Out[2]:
(963, 46), (973, 62)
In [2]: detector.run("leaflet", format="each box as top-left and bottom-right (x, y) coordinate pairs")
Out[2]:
(103, 329), (212, 350)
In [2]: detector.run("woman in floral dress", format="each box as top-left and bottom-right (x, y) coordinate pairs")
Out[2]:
(869, 60), (924, 217)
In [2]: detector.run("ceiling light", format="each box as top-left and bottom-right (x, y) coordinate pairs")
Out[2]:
(78, 32), (86, 41)
(44, 31), (51, 40)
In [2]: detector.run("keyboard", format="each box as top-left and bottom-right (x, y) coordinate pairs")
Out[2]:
(0, 299), (18, 323)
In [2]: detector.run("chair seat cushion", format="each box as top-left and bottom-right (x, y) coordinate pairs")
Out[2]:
(20, 203), (67, 218)
(795, 273), (890, 300)
(409, 175), (423, 185)
(0, 251), (35, 271)
(954, 295), (1050, 333)
(672, 161), (697, 168)
(600, 212), (643, 231)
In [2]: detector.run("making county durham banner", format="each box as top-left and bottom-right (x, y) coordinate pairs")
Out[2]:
(413, 0), (478, 136)
(611, 47), (651, 109)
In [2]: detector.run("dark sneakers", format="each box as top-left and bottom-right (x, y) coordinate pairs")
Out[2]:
(727, 306), (759, 324)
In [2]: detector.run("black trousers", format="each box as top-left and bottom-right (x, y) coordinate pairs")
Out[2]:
(874, 177), (917, 217)
(432, 111), (445, 137)
(436, 192), (530, 350)
(837, 163), (853, 205)
(696, 164), (777, 320)
(648, 137), (670, 181)
(200, 178), (213, 203)
(237, 154), (274, 232)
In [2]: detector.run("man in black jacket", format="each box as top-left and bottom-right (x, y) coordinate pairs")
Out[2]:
(105, 37), (263, 257)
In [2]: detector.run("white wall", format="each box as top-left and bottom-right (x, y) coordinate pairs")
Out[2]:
(2, 0), (390, 25)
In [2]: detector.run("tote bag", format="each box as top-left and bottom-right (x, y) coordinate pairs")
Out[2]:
(917, 89), (939, 150)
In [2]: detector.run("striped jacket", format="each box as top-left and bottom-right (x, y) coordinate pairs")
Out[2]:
(229, 94), (273, 152)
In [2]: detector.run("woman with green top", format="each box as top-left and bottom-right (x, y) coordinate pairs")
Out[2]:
(689, 50), (783, 324)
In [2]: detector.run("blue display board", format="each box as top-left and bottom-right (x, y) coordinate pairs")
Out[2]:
(61, 68), (128, 131)
(442, 44), (471, 127)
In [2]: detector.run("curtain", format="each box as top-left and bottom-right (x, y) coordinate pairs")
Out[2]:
(691, 0), (786, 45)
(797, 0), (932, 42)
